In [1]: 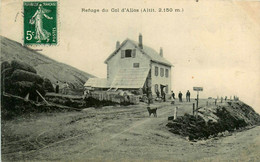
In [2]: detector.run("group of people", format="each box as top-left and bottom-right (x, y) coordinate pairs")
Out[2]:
(156, 89), (166, 102)
(155, 88), (191, 104)
(171, 90), (191, 104)
(155, 90), (166, 102)
(54, 81), (70, 94)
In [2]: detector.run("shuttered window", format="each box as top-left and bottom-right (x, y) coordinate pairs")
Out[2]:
(160, 68), (164, 77)
(155, 66), (158, 76)
(132, 49), (136, 58)
(121, 50), (125, 58)
(165, 69), (169, 78)
(121, 49), (136, 58)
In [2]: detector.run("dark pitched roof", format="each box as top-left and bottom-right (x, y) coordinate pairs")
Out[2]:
(104, 39), (173, 67)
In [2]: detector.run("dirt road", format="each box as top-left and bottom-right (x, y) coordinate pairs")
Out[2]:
(2, 100), (260, 161)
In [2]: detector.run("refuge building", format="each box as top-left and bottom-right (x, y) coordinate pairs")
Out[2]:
(84, 34), (173, 96)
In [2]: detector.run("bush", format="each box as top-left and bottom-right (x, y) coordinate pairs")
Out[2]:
(11, 60), (37, 74)
(11, 69), (44, 84)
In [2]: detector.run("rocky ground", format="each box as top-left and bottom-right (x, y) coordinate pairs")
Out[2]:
(2, 99), (260, 161)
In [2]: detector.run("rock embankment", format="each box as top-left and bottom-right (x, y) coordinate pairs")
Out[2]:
(167, 101), (260, 141)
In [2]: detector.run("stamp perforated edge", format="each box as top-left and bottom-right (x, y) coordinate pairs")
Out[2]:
(22, 0), (60, 47)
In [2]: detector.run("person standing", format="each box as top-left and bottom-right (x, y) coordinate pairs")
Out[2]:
(55, 81), (59, 94)
(186, 90), (191, 102)
(162, 90), (166, 102)
(62, 82), (69, 94)
(171, 91), (175, 99)
(171, 91), (175, 104)
(156, 89), (160, 99)
(178, 91), (182, 102)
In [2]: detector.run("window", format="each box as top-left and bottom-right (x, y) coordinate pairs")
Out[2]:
(155, 66), (158, 76)
(165, 69), (169, 78)
(133, 63), (139, 68)
(121, 49), (136, 58)
(125, 49), (132, 57)
(165, 85), (168, 93)
(155, 84), (158, 92)
(160, 68), (164, 77)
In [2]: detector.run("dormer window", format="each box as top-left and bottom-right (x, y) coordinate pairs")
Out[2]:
(121, 49), (136, 58)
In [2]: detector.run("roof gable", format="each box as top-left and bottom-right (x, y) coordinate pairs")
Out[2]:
(104, 39), (173, 67)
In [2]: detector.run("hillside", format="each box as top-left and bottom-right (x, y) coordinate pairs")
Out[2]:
(0, 36), (95, 89)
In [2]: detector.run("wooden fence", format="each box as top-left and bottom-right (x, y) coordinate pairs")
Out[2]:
(88, 91), (140, 104)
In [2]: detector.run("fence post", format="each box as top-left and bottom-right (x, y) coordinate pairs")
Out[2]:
(192, 103), (195, 116)
(174, 107), (178, 120)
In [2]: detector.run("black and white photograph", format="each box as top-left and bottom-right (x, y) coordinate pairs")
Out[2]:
(1, 0), (260, 161)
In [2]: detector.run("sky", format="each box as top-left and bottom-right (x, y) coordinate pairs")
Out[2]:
(1, 0), (260, 112)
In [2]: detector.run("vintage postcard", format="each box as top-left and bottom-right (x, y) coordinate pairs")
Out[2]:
(1, 0), (260, 161)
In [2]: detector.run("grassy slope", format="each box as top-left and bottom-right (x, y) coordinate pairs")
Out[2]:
(0, 36), (95, 89)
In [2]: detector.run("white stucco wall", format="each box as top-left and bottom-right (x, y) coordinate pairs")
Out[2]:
(151, 62), (172, 95)
(106, 41), (150, 84)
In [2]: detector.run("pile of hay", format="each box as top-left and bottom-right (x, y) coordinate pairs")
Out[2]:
(43, 78), (54, 92)
(11, 69), (43, 83)
(1, 60), (54, 101)
(11, 60), (37, 74)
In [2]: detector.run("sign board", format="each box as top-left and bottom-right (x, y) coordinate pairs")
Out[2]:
(193, 87), (203, 91)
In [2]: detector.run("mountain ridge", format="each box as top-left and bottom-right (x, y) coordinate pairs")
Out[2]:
(0, 35), (95, 89)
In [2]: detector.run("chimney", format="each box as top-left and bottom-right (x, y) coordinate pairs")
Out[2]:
(160, 47), (163, 57)
(138, 33), (143, 49)
(116, 41), (120, 49)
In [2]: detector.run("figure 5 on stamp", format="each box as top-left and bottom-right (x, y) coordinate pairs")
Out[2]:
(24, 1), (57, 45)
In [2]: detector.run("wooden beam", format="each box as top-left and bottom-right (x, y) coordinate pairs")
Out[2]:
(36, 90), (49, 105)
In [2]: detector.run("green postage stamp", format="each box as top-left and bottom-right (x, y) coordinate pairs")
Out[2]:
(24, 1), (57, 45)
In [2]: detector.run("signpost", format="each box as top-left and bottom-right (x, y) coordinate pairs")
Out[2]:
(193, 87), (203, 118)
